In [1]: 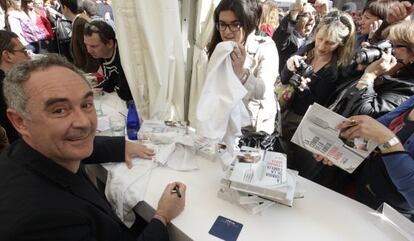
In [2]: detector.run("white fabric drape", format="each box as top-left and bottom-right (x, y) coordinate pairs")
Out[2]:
(112, 1), (185, 121)
(195, 41), (251, 150)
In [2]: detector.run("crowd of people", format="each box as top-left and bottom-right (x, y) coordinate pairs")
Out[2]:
(0, 0), (414, 240)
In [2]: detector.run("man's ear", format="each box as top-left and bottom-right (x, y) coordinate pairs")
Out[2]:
(7, 109), (30, 138)
(107, 39), (114, 49)
(2, 50), (12, 64)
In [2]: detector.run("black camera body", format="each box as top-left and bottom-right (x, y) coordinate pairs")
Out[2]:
(289, 60), (314, 88)
(354, 40), (392, 65)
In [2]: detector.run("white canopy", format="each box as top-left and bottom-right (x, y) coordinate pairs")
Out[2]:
(111, 0), (305, 122)
(112, 0), (185, 121)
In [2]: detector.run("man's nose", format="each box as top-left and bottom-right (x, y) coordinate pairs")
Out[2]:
(72, 108), (92, 128)
(86, 46), (93, 54)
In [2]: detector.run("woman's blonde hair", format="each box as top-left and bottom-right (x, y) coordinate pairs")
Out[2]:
(259, 0), (279, 30)
(311, 11), (356, 66)
(384, 20), (414, 53)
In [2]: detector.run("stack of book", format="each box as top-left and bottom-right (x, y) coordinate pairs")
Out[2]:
(218, 147), (303, 213)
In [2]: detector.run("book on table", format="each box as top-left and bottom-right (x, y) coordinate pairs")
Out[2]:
(227, 147), (299, 206)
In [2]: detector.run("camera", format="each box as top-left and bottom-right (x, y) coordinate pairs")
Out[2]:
(354, 40), (392, 65)
(289, 60), (314, 88)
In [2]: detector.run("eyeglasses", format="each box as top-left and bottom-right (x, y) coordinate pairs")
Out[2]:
(391, 43), (408, 49)
(9, 47), (29, 55)
(216, 21), (242, 32)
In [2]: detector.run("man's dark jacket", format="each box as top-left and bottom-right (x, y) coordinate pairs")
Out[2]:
(0, 136), (168, 241)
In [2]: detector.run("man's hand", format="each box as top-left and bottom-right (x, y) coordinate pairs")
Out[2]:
(153, 182), (186, 225)
(314, 0), (329, 16)
(291, 0), (307, 20)
(125, 141), (155, 168)
(387, 1), (414, 24)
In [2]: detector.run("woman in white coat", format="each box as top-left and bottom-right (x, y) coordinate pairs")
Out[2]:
(206, 0), (279, 135)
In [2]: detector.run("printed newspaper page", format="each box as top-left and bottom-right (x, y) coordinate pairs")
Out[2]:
(291, 103), (378, 173)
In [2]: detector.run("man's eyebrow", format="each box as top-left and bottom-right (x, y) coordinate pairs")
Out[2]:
(44, 91), (94, 107)
(45, 97), (69, 107)
(84, 91), (94, 99)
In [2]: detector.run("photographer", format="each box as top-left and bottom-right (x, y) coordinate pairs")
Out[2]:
(280, 11), (356, 140)
(355, 0), (391, 50)
(328, 20), (414, 119)
(279, 11), (355, 177)
(310, 19), (414, 192)
(272, 0), (317, 72)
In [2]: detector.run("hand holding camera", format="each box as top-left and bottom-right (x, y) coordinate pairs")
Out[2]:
(286, 55), (314, 91)
(364, 51), (397, 76)
(356, 48), (397, 89)
(354, 40), (392, 65)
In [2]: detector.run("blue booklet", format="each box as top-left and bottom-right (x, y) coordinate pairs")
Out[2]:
(208, 216), (243, 241)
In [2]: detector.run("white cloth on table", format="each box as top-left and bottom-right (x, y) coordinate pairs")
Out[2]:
(167, 144), (198, 171)
(195, 41), (250, 149)
(145, 133), (199, 171)
(103, 158), (156, 227)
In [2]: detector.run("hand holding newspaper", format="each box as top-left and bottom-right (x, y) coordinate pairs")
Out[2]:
(291, 103), (378, 173)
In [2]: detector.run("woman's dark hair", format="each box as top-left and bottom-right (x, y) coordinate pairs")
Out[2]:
(206, 0), (257, 58)
(20, 0), (33, 14)
(0, 0), (6, 12)
(59, 0), (79, 14)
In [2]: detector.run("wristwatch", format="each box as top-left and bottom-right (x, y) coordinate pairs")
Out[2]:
(378, 136), (400, 151)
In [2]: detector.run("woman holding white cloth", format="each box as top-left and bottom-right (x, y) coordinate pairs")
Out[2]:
(206, 0), (279, 135)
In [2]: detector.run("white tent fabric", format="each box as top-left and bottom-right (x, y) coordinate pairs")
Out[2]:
(112, 1), (185, 121)
(188, 0), (221, 126)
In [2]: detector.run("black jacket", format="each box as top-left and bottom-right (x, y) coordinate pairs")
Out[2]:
(0, 136), (168, 241)
(97, 44), (133, 102)
(272, 14), (307, 73)
(0, 69), (19, 143)
(328, 63), (414, 118)
(281, 43), (339, 115)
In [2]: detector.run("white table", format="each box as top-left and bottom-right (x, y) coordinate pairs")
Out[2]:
(90, 92), (407, 240)
(89, 161), (407, 240)
(130, 155), (407, 241)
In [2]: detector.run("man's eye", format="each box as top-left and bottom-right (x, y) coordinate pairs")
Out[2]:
(52, 108), (66, 115)
(83, 102), (94, 109)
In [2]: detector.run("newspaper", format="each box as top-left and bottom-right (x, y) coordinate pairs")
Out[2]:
(291, 103), (378, 173)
